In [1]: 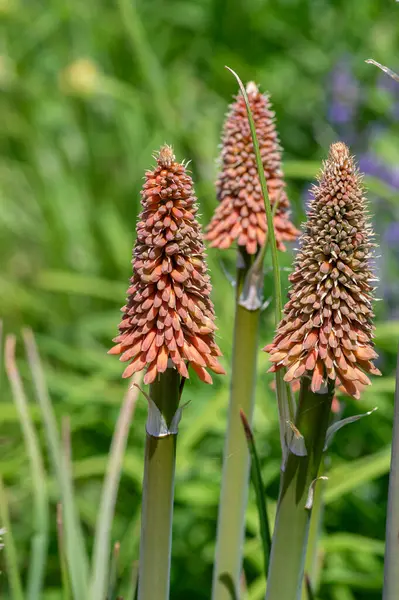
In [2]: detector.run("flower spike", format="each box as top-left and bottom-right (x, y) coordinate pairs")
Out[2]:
(205, 82), (299, 254)
(265, 142), (380, 399)
(110, 145), (225, 385)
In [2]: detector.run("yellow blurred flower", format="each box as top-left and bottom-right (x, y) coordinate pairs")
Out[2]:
(59, 58), (100, 97)
(0, 0), (18, 16)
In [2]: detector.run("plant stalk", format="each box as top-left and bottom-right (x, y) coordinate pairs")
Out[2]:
(138, 367), (181, 600)
(301, 461), (326, 600)
(383, 349), (399, 600)
(265, 377), (334, 600)
(212, 255), (261, 600)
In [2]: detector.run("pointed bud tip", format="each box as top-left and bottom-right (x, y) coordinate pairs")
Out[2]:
(245, 81), (259, 95)
(329, 141), (350, 163)
(157, 144), (175, 168)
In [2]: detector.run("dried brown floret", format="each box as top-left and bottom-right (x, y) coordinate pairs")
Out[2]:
(205, 82), (299, 255)
(264, 142), (380, 399)
(109, 145), (225, 385)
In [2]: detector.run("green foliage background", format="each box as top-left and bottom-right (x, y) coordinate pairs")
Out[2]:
(1, 0), (399, 598)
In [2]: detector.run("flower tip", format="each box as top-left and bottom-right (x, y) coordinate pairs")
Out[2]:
(245, 81), (259, 95)
(157, 144), (175, 168)
(329, 141), (350, 162)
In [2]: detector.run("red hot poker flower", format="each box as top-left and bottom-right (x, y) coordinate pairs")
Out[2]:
(205, 82), (299, 255)
(264, 142), (380, 399)
(109, 145), (225, 385)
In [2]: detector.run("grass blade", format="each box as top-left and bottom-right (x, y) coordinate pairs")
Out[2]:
(383, 349), (399, 600)
(22, 329), (61, 475)
(124, 560), (139, 600)
(22, 328), (89, 599)
(56, 503), (72, 600)
(0, 475), (24, 600)
(304, 574), (315, 600)
(89, 375), (141, 600)
(107, 541), (121, 600)
(365, 59), (399, 82)
(5, 335), (49, 600)
(240, 410), (271, 577)
(115, 0), (176, 132)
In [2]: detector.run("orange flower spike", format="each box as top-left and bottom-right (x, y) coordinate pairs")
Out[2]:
(205, 81), (299, 254)
(110, 145), (225, 385)
(265, 142), (381, 399)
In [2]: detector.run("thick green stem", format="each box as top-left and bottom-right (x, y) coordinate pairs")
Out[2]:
(138, 368), (181, 600)
(383, 351), (399, 600)
(212, 259), (260, 600)
(265, 377), (334, 600)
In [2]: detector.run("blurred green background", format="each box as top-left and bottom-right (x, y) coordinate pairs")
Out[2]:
(1, 0), (399, 598)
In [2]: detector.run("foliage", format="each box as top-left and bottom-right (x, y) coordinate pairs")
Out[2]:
(1, 0), (399, 598)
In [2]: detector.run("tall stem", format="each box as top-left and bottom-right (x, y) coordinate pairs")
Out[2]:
(265, 377), (334, 600)
(138, 368), (181, 600)
(383, 351), (399, 600)
(212, 257), (261, 600)
(301, 461), (326, 600)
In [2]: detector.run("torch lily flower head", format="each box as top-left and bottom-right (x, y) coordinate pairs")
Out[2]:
(265, 142), (380, 399)
(110, 145), (225, 385)
(206, 82), (299, 255)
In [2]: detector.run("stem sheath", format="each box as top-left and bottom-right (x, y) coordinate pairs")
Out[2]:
(265, 378), (334, 600)
(138, 368), (180, 600)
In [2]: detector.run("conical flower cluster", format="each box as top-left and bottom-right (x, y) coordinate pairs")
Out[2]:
(205, 82), (299, 255)
(265, 142), (380, 399)
(109, 145), (225, 385)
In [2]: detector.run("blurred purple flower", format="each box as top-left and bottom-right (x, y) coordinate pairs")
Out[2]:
(358, 152), (399, 190)
(328, 102), (355, 125)
(384, 222), (399, 247)
(328, 59), (359, 125)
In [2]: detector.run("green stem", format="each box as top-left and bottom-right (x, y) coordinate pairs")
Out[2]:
(138, 367), (181, 600)
(383, 350), (399, 600)
(301, 462), (326, 600)
(212, 258), (261, 600)
(265, 378), (334, 600)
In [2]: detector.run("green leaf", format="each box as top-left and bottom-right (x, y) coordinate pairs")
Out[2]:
(321, 533), (385, 556)
(324, 408), (378, 450)
(89, 376), (141, 600)
(325, 447), (391, 504)
(5, 334), (49, 600)
(0, 475), (24, 600)
(240, 410), (271, 578)
(375, 322), (399, 352)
